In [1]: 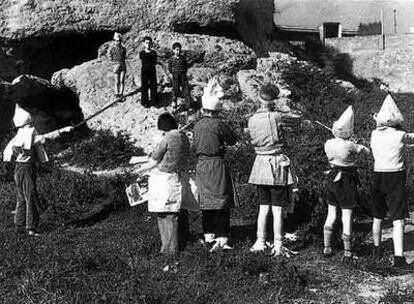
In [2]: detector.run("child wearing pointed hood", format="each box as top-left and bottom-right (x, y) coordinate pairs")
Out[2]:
(3, 104), (73, 236)
(323, 105), (370, 262)
(370, 93), (414, 269)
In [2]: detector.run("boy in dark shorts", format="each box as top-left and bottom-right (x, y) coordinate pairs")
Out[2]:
(323, 106), (370, 262)
(168, 42), (191, 112)
(139, 36), (158, 107)
(109, 32), (126, 98)
(370, 94), (414, 269)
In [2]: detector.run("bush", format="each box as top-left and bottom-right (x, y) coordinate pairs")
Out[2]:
(58, 129), (145, 170)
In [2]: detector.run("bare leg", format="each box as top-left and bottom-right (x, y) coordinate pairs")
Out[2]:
(119, 70), (126, 96)
(393, 219), (404, 257)
(323, 205), (337, 255)
(341, 208), (352, 257)
(250, 205), (270, 252)
(372, 218), (382, 247)
(271, 206), (283, 255)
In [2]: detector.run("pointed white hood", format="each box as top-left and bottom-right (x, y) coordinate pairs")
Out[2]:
(374, 93), (404, 127)
(13, 104), (32, 128)
(201, 77), (224, 111)
(332, 105), (354, 138)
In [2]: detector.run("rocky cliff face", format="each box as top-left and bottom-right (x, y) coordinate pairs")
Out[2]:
(0, 0), (237, 39)
(0, 0), (275, 80)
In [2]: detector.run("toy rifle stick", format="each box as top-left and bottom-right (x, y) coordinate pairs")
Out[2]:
(314, 120), (332, 131)
(73, 99), (121, 129)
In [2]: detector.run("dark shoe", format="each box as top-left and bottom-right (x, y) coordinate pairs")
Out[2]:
(322, 248), (333, 258)
(393, 256), (413, 269)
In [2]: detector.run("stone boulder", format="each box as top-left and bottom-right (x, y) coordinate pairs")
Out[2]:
(52, 31), (256, 151)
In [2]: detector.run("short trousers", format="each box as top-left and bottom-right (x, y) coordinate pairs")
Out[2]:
(113, 63), (126, 73)
(325, 167), (359, 209)
(257, 185), (289, 207)
(371, 171), (408, 220)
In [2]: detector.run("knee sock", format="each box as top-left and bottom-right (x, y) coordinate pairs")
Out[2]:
(324, 225), (333, 254)
(342, 234), (352, 256)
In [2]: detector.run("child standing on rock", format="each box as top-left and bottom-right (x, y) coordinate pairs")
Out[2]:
(193, 76), (238, 252)
(3, 104), (73, 236)
(323, 106), (370, 262)
(140, 36), (158, 107)
(168, 42), (191, 112)
(370, 94), (414, 269)
(247, 84), (302, 257)
(109, 32), (127, 98)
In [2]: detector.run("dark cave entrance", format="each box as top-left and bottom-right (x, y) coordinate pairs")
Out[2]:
(9, 30), (114, 80)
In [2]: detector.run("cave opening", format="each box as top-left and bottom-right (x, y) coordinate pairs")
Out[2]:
(10, 30), (114, 80)
(173, 22), (243, 42)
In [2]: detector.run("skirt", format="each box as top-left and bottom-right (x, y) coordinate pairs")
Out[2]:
(248, 154), (294, 186)
(195, 157), (234, 210)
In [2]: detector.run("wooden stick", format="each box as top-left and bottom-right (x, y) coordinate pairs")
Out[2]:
(73, 99), (121, 129)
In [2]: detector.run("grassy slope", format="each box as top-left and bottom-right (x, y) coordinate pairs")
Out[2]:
(2, 62), (414, 303)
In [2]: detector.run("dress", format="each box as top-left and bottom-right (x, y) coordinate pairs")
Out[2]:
(193, 117), (237, 210)
(248, 109), (300, 187)
(147, 129), (191, 254)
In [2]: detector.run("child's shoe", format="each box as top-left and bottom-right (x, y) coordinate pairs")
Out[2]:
(393, 256), (414, 270)
(209, 237), (233, 252)
(250, 239), (267, 252)
(323, 247), (334, 258)
(27, 230), (41, 237)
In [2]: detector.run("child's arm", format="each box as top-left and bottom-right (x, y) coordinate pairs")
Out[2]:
(356, 144), (370, 156)
(135, 158), (159, 176)
(33, 126), (73, 144)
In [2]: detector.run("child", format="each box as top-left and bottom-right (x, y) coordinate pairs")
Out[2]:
(3, 104), (73, 236)
(370, 93), (414, 269)
(109, 32), (127, 98)
(193, 76), (238, 252)
(323, 105), (370, 262)
(248, 84), (301, 256)
(139, 36), (158, 107)
(135, 113), (191, 254)
(168, 42), (191, 112)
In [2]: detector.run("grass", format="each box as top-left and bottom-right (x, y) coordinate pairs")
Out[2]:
(2, 60), (414, 303)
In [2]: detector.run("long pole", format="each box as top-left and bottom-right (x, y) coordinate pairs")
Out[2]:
(73, 99), (121, 129)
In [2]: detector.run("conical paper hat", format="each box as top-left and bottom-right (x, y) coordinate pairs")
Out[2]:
(202, 77), (224, 111)
(13, 104), (32, 128)
(332, 105), (354, 138)
(374, 93), (404, 126)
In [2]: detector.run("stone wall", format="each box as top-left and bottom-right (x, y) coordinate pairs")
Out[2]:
(325, 34), (414, 92)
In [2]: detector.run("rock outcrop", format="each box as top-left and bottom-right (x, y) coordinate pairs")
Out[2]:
(0, 0), (238, 39)
(51, 31), (256, 151)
